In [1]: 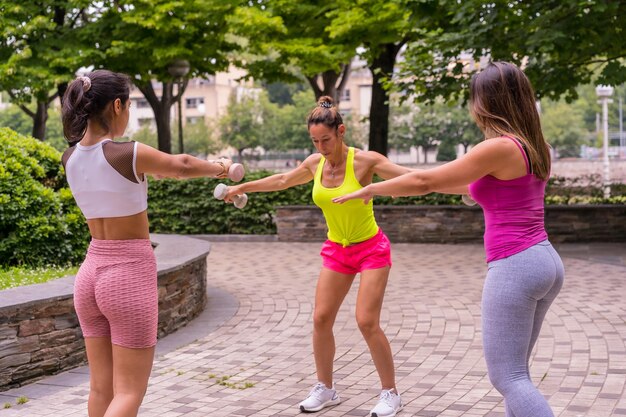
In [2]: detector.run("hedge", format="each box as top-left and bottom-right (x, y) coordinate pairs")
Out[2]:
(0, 128), (89, 266)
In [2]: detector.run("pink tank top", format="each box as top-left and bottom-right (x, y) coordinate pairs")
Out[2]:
(468, 137), (548, 262)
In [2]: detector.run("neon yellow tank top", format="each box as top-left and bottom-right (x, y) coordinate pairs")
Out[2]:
(312, 147), (379, 247)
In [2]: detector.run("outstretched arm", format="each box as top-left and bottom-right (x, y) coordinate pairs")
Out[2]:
(223, 156), (316, 202)
(135, 143), (232, 179)
(368, 151), (468, 194)
(334, 139), (511, 204)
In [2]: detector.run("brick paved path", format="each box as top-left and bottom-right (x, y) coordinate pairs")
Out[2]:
(1, 242), (625, 417)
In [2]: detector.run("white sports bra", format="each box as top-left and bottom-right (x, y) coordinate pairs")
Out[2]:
(62, 139), (148, 219)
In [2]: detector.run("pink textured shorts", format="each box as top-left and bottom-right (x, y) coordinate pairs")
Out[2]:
(320, 229), (392, 275)
(74, 238), (158, 349)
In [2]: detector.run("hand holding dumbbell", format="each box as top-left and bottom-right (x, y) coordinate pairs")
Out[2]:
(214, 183), (248, 209)
(209, 159), (245, 182)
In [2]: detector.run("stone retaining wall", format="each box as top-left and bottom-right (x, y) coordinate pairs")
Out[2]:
(0, 234), (210, 390)
(275, 205), (626, 243)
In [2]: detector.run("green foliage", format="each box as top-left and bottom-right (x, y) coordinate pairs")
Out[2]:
(436, 139), (457, 162)
(218, 92), (266, 160)
(0, 128), (89, 266)
(230, 1), (356, 83)
(147, 170), (314, 235)
(390, 99), (481, 162)
(395, 1), (626, 104)
(130, 126), (159, 150)
(148, 168), (626, 236)
(546, 175), (626, 204)
(260, 89), (315, 152)
(0, 104), (67, 152)
(0, 265), (78, 290)
(0, 1), (82, 103)
(0, 105), (32, 136)
(90, 0), (238, 82)
(179, 120), (222, 158)
(541, 99), (588, 157)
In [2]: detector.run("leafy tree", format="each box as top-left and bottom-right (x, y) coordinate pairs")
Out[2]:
(230, 1), (358, 105)
(264, 81), (309, 106)
(130, 126), (159, 149)
(327, 0), (442, 156)
(261, 89), (314, 152)
(178, 119), (221, 158)
(87, 0), (239, 153)
(541, 99), (588, 158)
(218, 91), (266, 163)
(396, 1), (626, 104)
(390, 99), (480, 163)
(0, 1), (89, 140)
(0, 104), (69, 152)
(0, 105), (32, 137)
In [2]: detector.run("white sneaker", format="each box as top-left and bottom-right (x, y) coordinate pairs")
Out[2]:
(299, 382), (341, 413)
(369, 389), (403, 417)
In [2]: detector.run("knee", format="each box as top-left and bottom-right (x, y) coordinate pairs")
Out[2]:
(90, 383), (114, 403)
(356, 313), (379, 337)
(487, 368), (527, 395)
(313, 310), (335, 331)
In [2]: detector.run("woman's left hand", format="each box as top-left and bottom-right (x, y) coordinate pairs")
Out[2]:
(333, 185), (374, 204)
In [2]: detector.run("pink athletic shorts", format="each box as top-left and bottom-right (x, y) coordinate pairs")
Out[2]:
(320, 229), (392, 275)
(73, 238), (158, 349)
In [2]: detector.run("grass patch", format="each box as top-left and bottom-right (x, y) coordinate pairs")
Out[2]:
(0, 265), (78, 290)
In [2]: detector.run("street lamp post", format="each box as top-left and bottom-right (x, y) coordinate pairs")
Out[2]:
(596, 85), (613, 199)
(168, 60), (190, 154)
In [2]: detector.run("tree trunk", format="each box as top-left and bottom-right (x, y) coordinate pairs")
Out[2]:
(31, 102), (48, 140)
(306, 63), (351, 107)
(137, 80), (187, 154)
(368, 43), (404, 156)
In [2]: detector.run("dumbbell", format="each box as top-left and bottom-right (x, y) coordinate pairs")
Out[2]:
(214, 183), (248, 209)
(462, 194), (477, 206)
(209, 160), (245, 182)
(228, 163), (245, 182)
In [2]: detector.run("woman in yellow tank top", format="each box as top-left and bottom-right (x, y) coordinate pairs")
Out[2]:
(222, 96), (410, 417)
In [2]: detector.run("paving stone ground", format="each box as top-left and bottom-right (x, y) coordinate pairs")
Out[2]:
(1, 241), (625, 417)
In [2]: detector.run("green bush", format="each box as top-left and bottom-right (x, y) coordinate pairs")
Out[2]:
(148, 169), (624, 235)
(148, 170), (313, 234)
(0, 128), (89, 266)
(147, 171), (464, 235)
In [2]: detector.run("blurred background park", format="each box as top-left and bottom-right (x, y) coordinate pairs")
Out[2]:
(1, 0), (625, 284)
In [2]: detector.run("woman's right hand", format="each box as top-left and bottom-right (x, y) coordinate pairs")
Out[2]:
(223, 185), (243, 203)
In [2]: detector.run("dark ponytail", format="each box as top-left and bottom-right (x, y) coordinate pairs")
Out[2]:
(306, 96), (344, 130)
(62, 70), (131, 145)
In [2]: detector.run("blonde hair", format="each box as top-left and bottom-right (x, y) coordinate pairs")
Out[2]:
(469, 62), (551, 180)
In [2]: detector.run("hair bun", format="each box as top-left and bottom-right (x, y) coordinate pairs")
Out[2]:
(317, 95), (334, 109)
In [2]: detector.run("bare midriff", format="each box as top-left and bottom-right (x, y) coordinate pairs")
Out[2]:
(86, 210), (150, 240)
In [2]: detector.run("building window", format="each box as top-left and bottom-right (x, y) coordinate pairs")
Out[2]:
(186, 97), (205, 109)
(340, 89), (351, 102)
(186, 116), (203, 124)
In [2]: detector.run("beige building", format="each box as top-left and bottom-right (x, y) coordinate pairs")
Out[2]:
(126, 66), (254, 135)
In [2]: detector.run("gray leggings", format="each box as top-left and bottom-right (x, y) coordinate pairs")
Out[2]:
(482, 240), (564, 417)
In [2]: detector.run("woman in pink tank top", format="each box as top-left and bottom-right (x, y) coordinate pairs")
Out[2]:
(335, 62), (564, 417)
(61, 70), (239, 417)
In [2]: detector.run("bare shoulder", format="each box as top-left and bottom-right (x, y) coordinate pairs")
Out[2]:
(302, 153), (323, 167)
(470, 137), (517, 156)
(354, 149), (385, 165)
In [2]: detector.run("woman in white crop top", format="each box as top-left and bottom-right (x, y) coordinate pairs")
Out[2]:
(61, 70), (237, 417)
